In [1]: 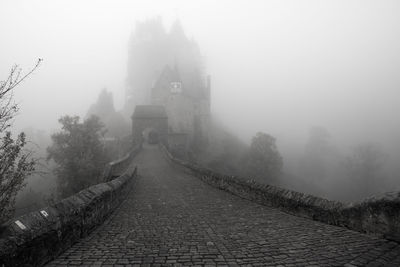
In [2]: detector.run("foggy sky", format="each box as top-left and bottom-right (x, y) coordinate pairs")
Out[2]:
(1, 0), (400, 154)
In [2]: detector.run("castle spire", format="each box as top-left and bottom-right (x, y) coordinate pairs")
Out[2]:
(170, 19), (186, 41)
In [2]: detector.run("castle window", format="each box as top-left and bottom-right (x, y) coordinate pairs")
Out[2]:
(170, 82), (182, 94)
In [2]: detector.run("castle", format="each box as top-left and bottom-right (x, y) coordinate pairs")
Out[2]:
(127, 18), (211, 151)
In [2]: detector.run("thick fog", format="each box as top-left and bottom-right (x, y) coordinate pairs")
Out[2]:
(1, 0), (400, 202)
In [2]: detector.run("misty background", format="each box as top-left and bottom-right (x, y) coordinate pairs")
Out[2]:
(1, 0), (400, 207)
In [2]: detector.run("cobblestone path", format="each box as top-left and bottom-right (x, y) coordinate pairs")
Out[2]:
(47, 144), (400, 266)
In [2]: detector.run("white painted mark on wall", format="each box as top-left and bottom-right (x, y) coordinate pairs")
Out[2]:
(15, 220), (27, 230)
(40, 210), (49, 217)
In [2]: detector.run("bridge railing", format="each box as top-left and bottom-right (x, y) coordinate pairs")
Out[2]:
(161, 144), (400, 243)
(102, 142), (142, 181)
(0, 145), (141, 267)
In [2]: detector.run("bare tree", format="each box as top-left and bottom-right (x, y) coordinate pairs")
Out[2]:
(0, 59), (42, 224)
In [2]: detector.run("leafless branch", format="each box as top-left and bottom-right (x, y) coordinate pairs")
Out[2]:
(0, 58), (42, 98)
(0, 58), (42, 132)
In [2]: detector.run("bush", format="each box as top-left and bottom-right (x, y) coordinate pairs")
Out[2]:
(244, 132), (283, 183)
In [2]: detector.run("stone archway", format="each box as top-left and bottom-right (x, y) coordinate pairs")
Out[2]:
(131, 105), (168, 144)
(142, 127), (160, 144)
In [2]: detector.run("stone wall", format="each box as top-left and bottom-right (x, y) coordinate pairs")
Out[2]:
(0, 150), (139, 266)
(161, 145), (400, 243)
(167, 133), (188, 159)
(103, 143), (142, 181)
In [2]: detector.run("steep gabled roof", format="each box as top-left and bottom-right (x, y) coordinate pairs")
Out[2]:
(132, 105), (167, 119)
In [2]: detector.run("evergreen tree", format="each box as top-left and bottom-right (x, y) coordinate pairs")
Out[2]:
(87, 89), (130, 138)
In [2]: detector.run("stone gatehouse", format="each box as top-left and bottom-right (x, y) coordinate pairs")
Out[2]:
(131, 105), (168, 144)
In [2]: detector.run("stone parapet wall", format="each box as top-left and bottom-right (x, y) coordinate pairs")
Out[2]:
(161, 144), (400, 243)
(103, 143), (142, 181)
(0, 151), (139, 266)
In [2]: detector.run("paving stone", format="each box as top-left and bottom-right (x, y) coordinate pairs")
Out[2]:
(45, 145), (400, 266)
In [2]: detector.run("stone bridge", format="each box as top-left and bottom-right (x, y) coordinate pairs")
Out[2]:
(43, 144), (400, 267)
(2, 144), (400, 266)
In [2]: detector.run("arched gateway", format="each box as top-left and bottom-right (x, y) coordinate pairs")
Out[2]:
(131, 105), (168, 144)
